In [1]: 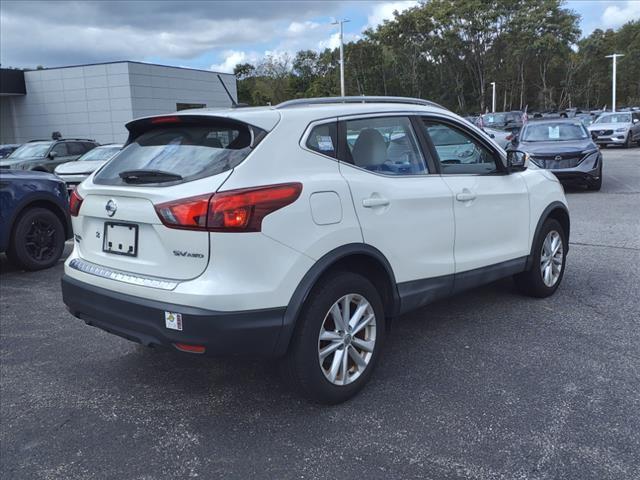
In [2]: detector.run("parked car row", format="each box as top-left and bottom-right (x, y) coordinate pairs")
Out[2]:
(1, 138), (123, 271)
(0, 139), (123, 191)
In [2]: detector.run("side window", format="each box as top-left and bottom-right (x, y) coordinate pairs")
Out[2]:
(82, 142), (97, 151)
(306, 122), (337, 158)
(51, 143), (69, 156)
(342, 116), (428, 175)
(422, 120), (500, 175)
(67, 142), (86, 155)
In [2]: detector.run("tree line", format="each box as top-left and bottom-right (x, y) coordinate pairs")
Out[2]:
(234, 0), (640, 114)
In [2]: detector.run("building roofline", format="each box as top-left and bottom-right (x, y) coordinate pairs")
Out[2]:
(27, 60), (234, 76)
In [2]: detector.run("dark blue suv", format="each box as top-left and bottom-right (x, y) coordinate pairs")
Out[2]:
(0, 170), (72, 270)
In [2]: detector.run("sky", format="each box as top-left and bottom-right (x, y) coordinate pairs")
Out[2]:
(1, 0), (639, 72)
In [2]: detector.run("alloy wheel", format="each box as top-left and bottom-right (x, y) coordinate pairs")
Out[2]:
(540, 230), (563, 287)
(318, 294), (377, 386)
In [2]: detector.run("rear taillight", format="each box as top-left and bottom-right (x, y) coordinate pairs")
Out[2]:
(154, 183), (302, 232)
(69, 190), (83, 217)
(155, 194), (210, 230)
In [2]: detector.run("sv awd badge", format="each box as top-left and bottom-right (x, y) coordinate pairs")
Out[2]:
(173, 250), (205, 258)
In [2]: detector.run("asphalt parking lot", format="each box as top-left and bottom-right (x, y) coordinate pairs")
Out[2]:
(1, 146), (639, 480)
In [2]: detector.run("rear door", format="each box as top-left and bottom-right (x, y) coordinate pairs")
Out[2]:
(74, 116), (263, 281)
(337, 114), (455, 289)
(419, 116), (530, 273)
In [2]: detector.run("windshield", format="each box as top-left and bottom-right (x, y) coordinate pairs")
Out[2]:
(482, 113), (520, 126)
(77, 146), (122, 161)
(595, 113), (631, 124)
(521, 123), (588, 142)
(8, 142), (52, 159)
(94, 121), (261, 186)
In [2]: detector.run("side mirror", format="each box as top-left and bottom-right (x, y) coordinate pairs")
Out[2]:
(633, 118), (639, 124)
(591, 131), (598, 140)
(48, 151), (58, 159)
(506, 150), (529, 172)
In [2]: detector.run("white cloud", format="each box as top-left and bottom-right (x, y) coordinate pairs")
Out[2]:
(602, 1), (640, 28)
(209, 51), (260, 73)
(366, 1), (418, 29)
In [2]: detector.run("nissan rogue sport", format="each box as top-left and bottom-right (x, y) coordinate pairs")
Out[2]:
(61, 97), (570, 404)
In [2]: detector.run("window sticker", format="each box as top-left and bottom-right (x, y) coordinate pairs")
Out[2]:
(316, 135), (334, 152)
(548, 126), (560, 139)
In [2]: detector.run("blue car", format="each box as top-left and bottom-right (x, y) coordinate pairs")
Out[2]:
(0, 170), (72, 270)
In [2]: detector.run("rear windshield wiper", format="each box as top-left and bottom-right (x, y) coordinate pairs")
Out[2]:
(119, 169), (183, 184)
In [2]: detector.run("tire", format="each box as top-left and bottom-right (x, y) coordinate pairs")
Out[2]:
(587, 166), (603, 191)
(7, 207), (65, 271)
(514, 218), (567, 298)
(281, 271), (386, 404)
(624, 134), (632, 148)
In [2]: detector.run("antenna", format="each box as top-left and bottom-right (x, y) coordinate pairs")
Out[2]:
(217, 74), (238, 108)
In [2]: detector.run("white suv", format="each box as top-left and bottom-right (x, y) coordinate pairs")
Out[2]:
(62, 97), (570, 404)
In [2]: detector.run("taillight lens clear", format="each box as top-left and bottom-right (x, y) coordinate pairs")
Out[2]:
(69, 190), (83, 217)
(154, 183), (302, 232)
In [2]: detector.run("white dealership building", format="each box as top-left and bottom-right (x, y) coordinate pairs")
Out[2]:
(0, 61), (237, 144)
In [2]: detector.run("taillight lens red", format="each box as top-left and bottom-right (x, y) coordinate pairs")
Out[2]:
(150, 116), (181, 124)
(69, 190), (83, 217)
(154, 183), (302, 232)
(155, 194), (211, 230)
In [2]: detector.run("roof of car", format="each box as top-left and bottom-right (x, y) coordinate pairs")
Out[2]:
(144, 97), (452, 131)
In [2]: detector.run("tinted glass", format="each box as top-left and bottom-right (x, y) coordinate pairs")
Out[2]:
(521, 122), (588, 142)
(94, 122), (256, 186)
(67, 142), (87, 155)
(343, 116), (427, 175)
(9, 142), (52, 159)
(423, 120), (499, 175)
(306, 122), (337, 158)
(51, 143), (69, 156)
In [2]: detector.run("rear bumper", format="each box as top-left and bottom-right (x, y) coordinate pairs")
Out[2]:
(61, 275), (286, 356)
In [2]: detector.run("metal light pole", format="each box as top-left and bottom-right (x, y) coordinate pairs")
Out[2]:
(490, 82), (496, 113)
(605, 53), (624, 112)
(332, 19), (350, 97)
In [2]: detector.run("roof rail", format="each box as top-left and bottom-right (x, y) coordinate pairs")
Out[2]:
(275, 96), (447, 110)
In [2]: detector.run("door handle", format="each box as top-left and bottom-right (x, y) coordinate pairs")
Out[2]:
(456, 191), (476, 202)
(362, 197), (390, 208)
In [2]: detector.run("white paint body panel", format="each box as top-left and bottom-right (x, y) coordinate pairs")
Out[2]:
(339, 163), (455, 282)
(65, 102), (568, 314)
(441, 173), (530, 272)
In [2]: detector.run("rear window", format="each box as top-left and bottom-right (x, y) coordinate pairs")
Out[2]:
(94, 121), (260, 186)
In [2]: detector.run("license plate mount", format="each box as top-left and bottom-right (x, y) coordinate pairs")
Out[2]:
(103, 222), (138, 257)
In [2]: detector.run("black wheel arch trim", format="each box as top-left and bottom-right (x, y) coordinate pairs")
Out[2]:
(7, 193), (73, 244)
(525, 201), (570, 270)
(275, 243), (400, 356)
